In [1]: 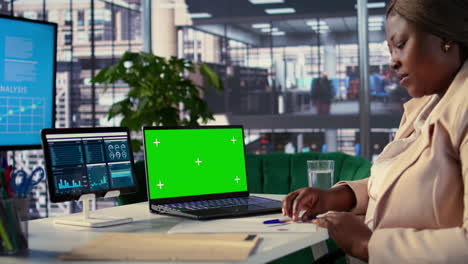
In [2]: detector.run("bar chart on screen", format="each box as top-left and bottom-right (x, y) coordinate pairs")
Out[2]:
(87, 164), (110, 191)
(53, 166), (86, 194)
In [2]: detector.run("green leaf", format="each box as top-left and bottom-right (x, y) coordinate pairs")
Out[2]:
(92, 50), (222, 149)
(131, 139), (142, 152)
(91, 66), (110, 83)
(199, 63), (223, 92)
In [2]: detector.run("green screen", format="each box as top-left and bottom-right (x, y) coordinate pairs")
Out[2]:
(144, 128), (248, 199)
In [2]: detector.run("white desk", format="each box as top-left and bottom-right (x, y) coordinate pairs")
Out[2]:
(2, 194), (328, 264)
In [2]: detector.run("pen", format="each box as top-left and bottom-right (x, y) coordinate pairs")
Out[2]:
(263, 215), (321, 224)
(0, 205), (13, 251)
(0, 217), (13, 251)
(263, 218), (290, 224)
(5, 165), (13, 198)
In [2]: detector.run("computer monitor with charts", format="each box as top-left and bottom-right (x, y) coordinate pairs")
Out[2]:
(41, 127), (138, 227)
(0, 14), (57, 150)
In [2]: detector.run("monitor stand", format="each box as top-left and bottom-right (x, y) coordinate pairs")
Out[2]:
(54, 191), (133, 228)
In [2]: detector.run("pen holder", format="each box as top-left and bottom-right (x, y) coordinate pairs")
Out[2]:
(0, 198), (29, 255)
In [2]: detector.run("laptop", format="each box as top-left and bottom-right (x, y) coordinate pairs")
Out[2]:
(142, 125), (282, 220)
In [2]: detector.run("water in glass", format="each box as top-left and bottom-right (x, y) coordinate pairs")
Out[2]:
(308, 168), (334, 189)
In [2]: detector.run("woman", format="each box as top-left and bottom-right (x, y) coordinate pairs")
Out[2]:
(282, 0), (468, 263)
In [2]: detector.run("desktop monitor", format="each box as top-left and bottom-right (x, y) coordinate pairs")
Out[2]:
(41, 127), (138, 203)
(0, 15), (57, 150)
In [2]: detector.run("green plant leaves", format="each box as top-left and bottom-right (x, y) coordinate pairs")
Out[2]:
(200, 63), (223, 92)
(90, 51), (223, 152)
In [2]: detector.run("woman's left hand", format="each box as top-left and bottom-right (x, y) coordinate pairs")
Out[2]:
(312, 212), (372, 261)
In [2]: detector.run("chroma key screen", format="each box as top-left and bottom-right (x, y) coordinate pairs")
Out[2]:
(144, 127), (248, 199)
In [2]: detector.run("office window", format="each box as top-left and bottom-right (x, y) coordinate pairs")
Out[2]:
(48, 10), (59, 23)
(177, 0), (399, 161)
(77, 10), (85, 26)
(23, 10), (37, 20)
(93, 8), (111, 25)
(91, 30), (103, 41)
(7, 0), (143, 219)
(64, 32), (72, 45)
(77, 30), (87, 42)
(64, 10), (72, 26)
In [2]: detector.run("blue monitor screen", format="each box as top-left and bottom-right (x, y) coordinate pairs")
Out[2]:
(0, 15), (57, 150)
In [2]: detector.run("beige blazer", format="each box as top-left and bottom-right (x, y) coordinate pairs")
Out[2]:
(339, 60), (468, 264)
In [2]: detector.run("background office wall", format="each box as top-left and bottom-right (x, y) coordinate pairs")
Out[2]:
(1, 0), (401, 219)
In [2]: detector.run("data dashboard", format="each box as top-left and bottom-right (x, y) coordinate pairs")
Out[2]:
(42, 129), (137, 202)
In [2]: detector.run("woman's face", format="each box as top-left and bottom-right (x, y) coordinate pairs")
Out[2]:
(385, 12), (461, 98)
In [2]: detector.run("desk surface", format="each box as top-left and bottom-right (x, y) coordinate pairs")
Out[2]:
(2, 194), (328, 264)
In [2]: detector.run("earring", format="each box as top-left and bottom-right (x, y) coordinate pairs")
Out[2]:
(444, 43), (451, 52)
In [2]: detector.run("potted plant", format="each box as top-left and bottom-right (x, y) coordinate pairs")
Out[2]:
(91, 51), (223, 151)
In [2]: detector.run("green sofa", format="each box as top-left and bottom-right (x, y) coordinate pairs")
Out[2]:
(245, 152), (371, 194)
(245, 152), (371, 264)
(118, 151), (371, 264)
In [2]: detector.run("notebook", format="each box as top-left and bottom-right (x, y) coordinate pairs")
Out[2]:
(142, 125), (282, 220)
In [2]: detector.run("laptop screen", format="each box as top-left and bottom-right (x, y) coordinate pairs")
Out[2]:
(143, 126), (248, 200)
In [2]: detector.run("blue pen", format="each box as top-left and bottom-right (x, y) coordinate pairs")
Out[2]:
(263, 215), (319, 224)
(263, 218), (290, 224)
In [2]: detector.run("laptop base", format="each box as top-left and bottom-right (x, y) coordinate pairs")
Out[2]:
(151, 196), (282, 220)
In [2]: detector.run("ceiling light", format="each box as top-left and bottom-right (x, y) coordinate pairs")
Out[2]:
(309, 25), (330, 33)
(265, 8), (296, 14)
(249, 0), (284, 4)
(355, 2), (386, 9)
(369, 24), (383, 30)
(369, 16), (384, 22)
(367, 2), (386, 9)
(314, 25), (329, 29)
(306, 20), (327, 27)
(271, 31), (285, 36)
(368, 22), (383, 27)
(261, 27), (279, 32)
(309, 24), (329, 32)
(252, 23), (271, 28)
(310, 27), (329, 32)
(189, 13), (212, 19)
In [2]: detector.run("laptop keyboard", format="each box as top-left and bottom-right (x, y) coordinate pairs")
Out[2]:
(164, 196), (273, 211)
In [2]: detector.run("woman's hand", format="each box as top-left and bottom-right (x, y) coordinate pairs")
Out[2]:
(313, 212), (372, 261)
(282, 185), (357, 222)
(282, 187), (330, 222)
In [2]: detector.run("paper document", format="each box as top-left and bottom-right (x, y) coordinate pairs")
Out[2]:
(61, 233), (260, 262)
(169, 215), (318, 234)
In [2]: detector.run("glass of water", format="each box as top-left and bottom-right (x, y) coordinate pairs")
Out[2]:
(307, 160), (334, 189)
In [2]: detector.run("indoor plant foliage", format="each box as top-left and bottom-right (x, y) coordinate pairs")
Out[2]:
(91, 51), (222, 151)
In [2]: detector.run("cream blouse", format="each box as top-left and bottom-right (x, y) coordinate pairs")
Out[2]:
(364, 94), (440, 230)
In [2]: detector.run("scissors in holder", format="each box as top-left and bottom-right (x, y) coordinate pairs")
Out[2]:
(10, 167), (45, 198)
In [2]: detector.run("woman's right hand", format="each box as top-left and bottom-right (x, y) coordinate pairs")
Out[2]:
(282, 187), (330, 222)
(282, 185), (357, 222)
